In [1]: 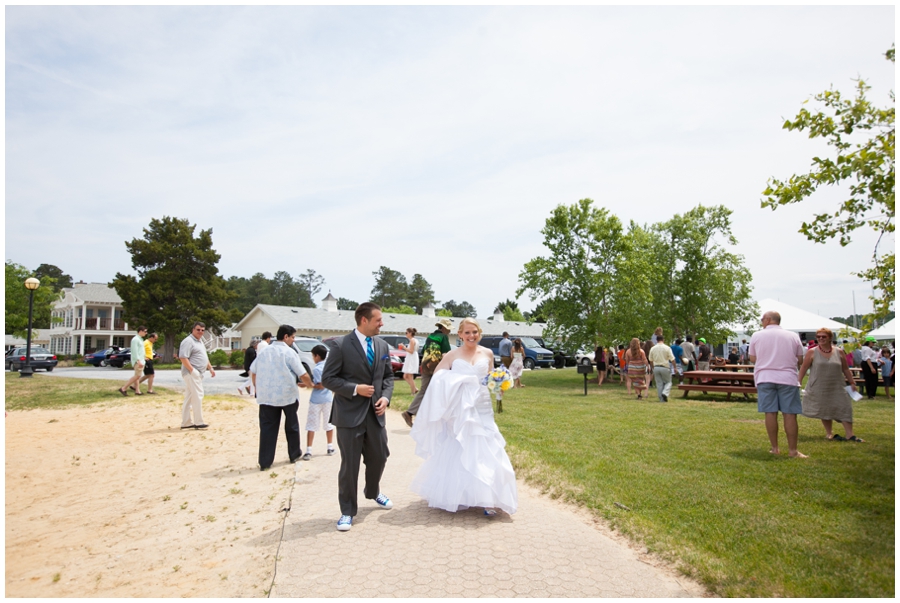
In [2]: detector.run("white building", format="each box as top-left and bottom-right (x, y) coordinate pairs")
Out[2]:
(234, 294), (546, 349)
(48, 282), (137, 355)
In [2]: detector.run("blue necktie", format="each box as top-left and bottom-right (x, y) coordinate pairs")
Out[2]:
(366, 336), (374, 367)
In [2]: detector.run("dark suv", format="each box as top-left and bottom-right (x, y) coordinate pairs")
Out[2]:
(479, 336), (554, 370)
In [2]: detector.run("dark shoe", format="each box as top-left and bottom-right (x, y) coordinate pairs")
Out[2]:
(260, 466), (270, 471)
(118, 388), (128, 396)
(847, 435), (865, 442)
(662, 395), (668, 402)
(180, 425), (194, 430)
(193, 424), (209, 429)
(828, 434), (846, 441)
(289, 457), (299, 464)
(401, 411), (414, 428)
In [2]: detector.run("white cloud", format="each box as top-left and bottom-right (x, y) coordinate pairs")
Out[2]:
(6, 5), (894, 321)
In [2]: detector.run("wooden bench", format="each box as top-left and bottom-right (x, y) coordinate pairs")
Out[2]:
(678, 384), (757, 401)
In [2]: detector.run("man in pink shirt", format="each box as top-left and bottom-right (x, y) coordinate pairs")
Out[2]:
(749, 311), (807, 458)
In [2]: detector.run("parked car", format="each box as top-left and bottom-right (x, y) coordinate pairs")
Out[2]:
(290, 336), (320, 376)
(6, 346), (58, 372)
(533, 338), (577, 367)
(575, 349), (596, 367)
(84, 346), (121, 367)
(479, 336), (554, 370)
(321, 336), (406, 375)
(376, 335), (425, 373)
(108, 349), (162, 368)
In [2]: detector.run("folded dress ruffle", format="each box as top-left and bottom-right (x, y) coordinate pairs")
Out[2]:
(409, 360), (517, 514)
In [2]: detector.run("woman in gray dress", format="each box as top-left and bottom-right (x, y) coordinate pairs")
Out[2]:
(798, 328), (863, 442)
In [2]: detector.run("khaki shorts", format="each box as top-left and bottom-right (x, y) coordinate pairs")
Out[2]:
(133, 362), (145, 377)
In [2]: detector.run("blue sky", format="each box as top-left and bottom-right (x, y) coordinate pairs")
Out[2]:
(5, 5), (895, 320)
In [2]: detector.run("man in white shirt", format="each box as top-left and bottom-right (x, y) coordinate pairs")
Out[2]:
(859, 336), (881, 399)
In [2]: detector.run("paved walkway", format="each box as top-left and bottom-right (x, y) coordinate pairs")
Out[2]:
(271, 409), (705, 598)
(41, 367), (706, 596)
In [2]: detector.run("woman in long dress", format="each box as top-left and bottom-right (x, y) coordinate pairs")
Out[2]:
(399, 328), (419, 395)
(625, 337), (648, 399)
(798, 327), (863, 442)
(409, 318), (518, 516)
(508, 339), (525, 388)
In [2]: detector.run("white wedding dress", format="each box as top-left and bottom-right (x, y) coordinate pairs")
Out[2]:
(409, 358), (518, 514)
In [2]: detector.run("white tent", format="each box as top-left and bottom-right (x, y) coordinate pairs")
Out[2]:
(868, 318), (895, 340)
(753, 298), (859, 333)
(726, 298), (859, 348)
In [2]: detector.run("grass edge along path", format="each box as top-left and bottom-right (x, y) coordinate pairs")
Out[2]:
(391, 368), (894, 598)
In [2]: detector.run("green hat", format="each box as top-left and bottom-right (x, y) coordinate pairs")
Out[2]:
(865, 335), (877, 342)
(698, 338), (707, 343)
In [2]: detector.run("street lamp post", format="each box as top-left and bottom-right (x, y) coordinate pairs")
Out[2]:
(20, 277), (41, 378)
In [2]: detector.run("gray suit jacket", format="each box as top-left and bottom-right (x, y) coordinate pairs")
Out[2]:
(322, 331), (394, 428)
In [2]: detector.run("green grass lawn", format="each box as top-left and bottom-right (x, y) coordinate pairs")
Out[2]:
(392, 368), (895, 597)
(4, 375), (177, 410)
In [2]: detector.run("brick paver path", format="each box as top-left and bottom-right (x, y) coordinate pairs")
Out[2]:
(271, 408), (705, 597)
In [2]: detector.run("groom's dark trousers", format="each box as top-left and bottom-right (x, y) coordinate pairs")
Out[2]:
(322, 330), (394, 517)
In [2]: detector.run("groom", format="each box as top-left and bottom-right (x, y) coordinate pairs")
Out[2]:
(322, 302), (394, 531)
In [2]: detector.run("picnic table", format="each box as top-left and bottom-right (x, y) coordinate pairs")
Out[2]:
(679, 370), (757, 401)
(711, 363), (754, 372)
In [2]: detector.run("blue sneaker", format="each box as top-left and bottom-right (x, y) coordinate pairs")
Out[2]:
(374, 493), (393, 510)
(336, 515), (352, 531)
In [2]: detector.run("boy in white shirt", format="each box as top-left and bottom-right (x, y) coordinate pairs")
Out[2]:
(303, 345), (335, 460)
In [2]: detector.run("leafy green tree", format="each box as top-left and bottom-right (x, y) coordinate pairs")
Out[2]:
(441, 300), (477, 318)
(406, 274), (437, 314)
(762, 46), (895, 320)
(647, 205), (757, 342)
(111, 217), (242, 362)
(296, 269), (325, 305)
(494, 299), (525, 322)
(5, 261), (62, 335)
(524, 299), (550, 324)
(517, 199), (646, 350)
(370, 266), (408, 308)
(382, 305), (416, 315)
(436, 307), (453, 317)
(336, 297), (358, 311)
(34, 264), (73, 291)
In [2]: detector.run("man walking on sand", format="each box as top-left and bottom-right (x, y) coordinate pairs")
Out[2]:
(749, 311), (807, 458)
(138, 332), (159, 394)
(118, 326), (148, 396)
(179, 322), (215, 430)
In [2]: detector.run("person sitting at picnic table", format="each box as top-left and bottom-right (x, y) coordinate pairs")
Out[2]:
(625, 338), (649, 400)
(798, 327), (863, 442)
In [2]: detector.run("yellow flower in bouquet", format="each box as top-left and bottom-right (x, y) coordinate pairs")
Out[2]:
(482, 366), (513, 393)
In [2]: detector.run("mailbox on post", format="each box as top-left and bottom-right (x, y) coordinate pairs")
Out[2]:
(577, 363), (594, 395)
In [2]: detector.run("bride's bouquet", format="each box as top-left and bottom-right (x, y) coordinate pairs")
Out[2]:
(482, 365), (513, 394)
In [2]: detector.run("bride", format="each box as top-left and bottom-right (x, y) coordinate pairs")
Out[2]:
(409, 318), (518, 516)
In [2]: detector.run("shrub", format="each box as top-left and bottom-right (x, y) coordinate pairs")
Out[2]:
(229, 349), (244, 367)
(209, 349), (228, 368)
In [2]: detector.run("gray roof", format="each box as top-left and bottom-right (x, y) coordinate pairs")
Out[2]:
(61, 283), (123, 304)
(235, 304), (546, 338)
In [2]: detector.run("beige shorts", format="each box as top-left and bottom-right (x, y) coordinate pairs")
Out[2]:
(133, 362), (145, 377)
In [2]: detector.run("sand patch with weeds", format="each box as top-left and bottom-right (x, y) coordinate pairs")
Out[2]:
(6, 393), (295, 597)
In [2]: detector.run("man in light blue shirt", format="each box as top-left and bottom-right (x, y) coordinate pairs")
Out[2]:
(499, 332), (513, 368)
(250, 324), (313, 470)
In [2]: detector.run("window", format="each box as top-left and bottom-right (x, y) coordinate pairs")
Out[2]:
(84, 336), (92, 352)
(113, 337), (125, 348)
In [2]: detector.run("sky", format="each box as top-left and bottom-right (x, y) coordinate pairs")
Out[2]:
(5, 5), (895, 321)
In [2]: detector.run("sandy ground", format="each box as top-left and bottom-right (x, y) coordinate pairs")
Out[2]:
(7, 384), (707, 598)
(6, 391), (289, 597)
